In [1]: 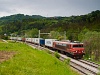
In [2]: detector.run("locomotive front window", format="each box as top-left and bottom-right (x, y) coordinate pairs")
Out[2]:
(73, 44), (83, 48)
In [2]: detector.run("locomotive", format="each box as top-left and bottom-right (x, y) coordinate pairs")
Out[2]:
(53, 41), (84, 58)
(10, 37), (85, 59)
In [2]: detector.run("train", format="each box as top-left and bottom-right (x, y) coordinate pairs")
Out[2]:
(10, 37), (85, 59)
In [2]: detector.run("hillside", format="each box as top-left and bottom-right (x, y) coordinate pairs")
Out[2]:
(0, 10), (100, 40)
(0, 14), (44, 25)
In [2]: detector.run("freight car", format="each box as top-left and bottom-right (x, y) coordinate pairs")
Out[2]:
(25, 38), (45, 46)
(10, 37), (85, 59)
(45, 39), (57, 48)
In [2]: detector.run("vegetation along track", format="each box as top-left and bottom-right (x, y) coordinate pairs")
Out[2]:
(27, 42), (100, 75)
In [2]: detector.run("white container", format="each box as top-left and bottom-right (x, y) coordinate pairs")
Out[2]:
(25, 38), (32, 42)
(13, 37), (17, 40)
(17, 37), (22, 41)
(45, 39), (57, 47)
(31, 38), (35, 43)
(34, 38), (42, 44)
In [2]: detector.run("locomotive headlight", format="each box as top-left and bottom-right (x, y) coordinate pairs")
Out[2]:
(75, 51), (77, 53)
(73, 50), (77, 53)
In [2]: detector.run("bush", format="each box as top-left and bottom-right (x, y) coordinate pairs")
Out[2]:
(64, 58), (71, 65)
(54, 51), (60, 59)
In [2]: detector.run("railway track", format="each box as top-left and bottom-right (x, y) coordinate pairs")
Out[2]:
(27, 42), (100, 75)
(79, 59), (100, 68)
(71, 59), (99, 75)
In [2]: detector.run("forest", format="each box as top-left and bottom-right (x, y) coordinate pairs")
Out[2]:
(0, 10), (100, 62)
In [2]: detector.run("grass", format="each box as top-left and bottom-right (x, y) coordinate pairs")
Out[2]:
(0, 41), (80, 75)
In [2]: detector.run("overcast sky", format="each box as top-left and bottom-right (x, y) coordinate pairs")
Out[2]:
(0, 0), (100, 17)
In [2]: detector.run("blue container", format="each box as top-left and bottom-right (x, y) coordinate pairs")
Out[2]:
(40, 39), (45, 46)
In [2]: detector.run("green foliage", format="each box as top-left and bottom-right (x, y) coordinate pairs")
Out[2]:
(54, 51), (60, 59)
(49, 31), (59, 39)
(3, 36), (8, 40)
(78, 28), (89, 41)
(25, 28), (38, 38)
(0, 35), (8, 40)
(82, 31), (100, 62)
(49, 31), (67, 40)
(64, 58), (71, 65)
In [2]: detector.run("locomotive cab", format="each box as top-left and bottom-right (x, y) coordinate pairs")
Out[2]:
(70, 43), (85, 58)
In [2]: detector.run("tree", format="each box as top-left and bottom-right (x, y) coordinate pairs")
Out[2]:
(25, 28), (38, 38)
(49, 31), (67, 40)
(78, 28), (89, 41)
(82, 31), (100, 62)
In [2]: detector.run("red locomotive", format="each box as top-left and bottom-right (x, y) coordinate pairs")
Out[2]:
(53, 41), (85, 58)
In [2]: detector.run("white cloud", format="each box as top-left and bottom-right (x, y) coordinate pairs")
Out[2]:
(0, 0), (100, 17)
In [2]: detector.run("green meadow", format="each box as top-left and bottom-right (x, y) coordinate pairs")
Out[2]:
(0, 41), (80, 75)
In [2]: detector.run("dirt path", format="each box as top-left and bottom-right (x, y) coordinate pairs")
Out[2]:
(0, 51), (16, 63)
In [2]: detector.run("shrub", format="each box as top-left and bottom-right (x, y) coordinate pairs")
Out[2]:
(64, 58), (71, 65)
(54, 51), (60, 59)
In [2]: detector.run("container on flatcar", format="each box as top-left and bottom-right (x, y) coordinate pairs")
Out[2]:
(45, 39), (57, 47)
(25, 38), (32, 43)
(40, 39), (45, 46)
(17, 37), (22, 41)
(31, 38), (35, 43)
(12, 37), (17, 40)
(34, 38), (42, 44)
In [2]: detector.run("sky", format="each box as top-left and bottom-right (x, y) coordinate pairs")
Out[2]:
(0, 0), (100, 17)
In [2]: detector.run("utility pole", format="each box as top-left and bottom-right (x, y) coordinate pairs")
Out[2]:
(64, 31), (66, 40)
(38, 30), (50, 47)
(25, 33), (26, 43)
(10, 34), (13, 40)
(38, 30), (40, 46)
